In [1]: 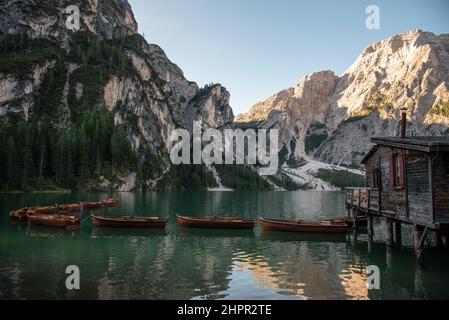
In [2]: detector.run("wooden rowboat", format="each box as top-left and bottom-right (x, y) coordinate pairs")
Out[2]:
(177, 215), (255, 229)
(101, 197), (119, 207)
(32, 205), (58, 214)
(321, 216), (367, 227)
(91, 214), (168, 229)
(82, 201), (103, 210)
(9, 207), (49, 220)
(259, 217), (349, 233)
(27, 212), (80, 229)
(82, 197), (118, 210)
(58, 203), (83, 212)
(9, 208), (29, 220)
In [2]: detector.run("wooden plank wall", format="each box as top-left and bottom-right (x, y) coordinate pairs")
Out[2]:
(379, 146), (407, 216)
(365, 154), (377, 187)
(433, 151), (449, 223)
(406, 150), (432, 225)
(369, 191), (379, 212)
(364, 151), (380, 213)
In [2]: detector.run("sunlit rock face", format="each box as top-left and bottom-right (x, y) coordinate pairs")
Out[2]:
(0, 0), (138, 41)
(237, 29), (449, 167)
(0, 0), (234, 190)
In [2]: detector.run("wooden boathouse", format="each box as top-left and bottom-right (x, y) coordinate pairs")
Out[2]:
(346, 134), (449, 264)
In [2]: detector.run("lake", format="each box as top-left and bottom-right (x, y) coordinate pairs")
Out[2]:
(1, 191), (449, 300)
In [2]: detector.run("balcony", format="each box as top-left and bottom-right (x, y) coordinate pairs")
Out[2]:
(345, 187), (379, 213)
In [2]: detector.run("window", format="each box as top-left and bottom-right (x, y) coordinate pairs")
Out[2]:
(394, 154), (401, 187)
(389, 150), (405, 188)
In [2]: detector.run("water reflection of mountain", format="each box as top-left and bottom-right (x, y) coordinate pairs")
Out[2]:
(253, 240), (357, 299)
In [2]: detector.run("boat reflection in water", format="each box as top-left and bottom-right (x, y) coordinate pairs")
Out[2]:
(177, 227), (255, 239)
(26, 225), (80, 238)
(259, 230), (347, 243)
(91, 227), (167, 238)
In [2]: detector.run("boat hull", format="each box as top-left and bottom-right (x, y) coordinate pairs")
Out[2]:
(27, 213), (80, 229)
(322, 217), (367, 227)
(101, 199), (118, 207)
(9, 197), (118, 221)
(33, 206), (58, 214)
(82, 203), (103, 210)
(259, 218), (348, 233)
(58, 204), (83, 212)
(9, 209), (28, 220)
(91, 215), (168, 229)
(83, 198), (118, 210)
(177, 216), (255, 229)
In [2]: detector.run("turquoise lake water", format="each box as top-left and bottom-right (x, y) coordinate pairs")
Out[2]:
(1, 191), (449, 300)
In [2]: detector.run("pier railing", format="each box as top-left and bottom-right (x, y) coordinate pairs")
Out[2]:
(345, 187), (379, 213)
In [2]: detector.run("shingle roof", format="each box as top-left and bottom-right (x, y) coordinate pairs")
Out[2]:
(371, 136), (449, 152)
(361, 136), (449, 164)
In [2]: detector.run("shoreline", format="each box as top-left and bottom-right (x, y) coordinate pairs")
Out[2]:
(0, 190), (71, 194)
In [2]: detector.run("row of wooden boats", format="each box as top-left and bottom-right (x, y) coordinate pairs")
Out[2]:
(92, 215), (352, 233)
(177, 216), (351, 233)
(8, 198), (353, 233)
(9, 197), (119, 220)
(22, 214), (351, 233)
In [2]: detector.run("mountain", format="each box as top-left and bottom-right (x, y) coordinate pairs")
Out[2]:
(0, 0), (235, 191)
(236, 29), (449, 168)
(2, 3), (448, 192)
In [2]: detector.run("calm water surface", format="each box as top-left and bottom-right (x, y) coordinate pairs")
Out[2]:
(1, 191), (449, 300)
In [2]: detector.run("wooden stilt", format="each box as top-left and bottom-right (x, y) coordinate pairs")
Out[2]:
(414, 225), (428, 265)
(386, 246), (393, 269)
(367, 216), (374, 238)
(352, 228), (358, 249)
(431, 231), (443, 248)
(352, 208), (358, 230)
(386, 218), (393, 247)
(395, 222), (402, 244)
(414, 264), (425, 298)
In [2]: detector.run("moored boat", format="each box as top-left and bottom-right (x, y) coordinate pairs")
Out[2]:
(82, 197), (119, 210)
(177, 215), (255, 229)
(58, 203), (83, 212)
(26, 212), (80, 229)
(321, 216), (367, 227)
(82, 201), (103, 210)
(8, 197), (117, 221)
(33, 205), (58, 214)
(101, 197), (119, 207)
(259, 217), (349, 233)
(91, 214), (168, 229)
(9, 208), (29, 220)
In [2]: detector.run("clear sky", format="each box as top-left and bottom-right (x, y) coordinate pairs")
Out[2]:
(128, 0), (449, 116)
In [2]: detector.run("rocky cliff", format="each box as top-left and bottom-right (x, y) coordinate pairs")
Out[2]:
(236, 29), (449, 168)
(0, 0), (234, 191)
